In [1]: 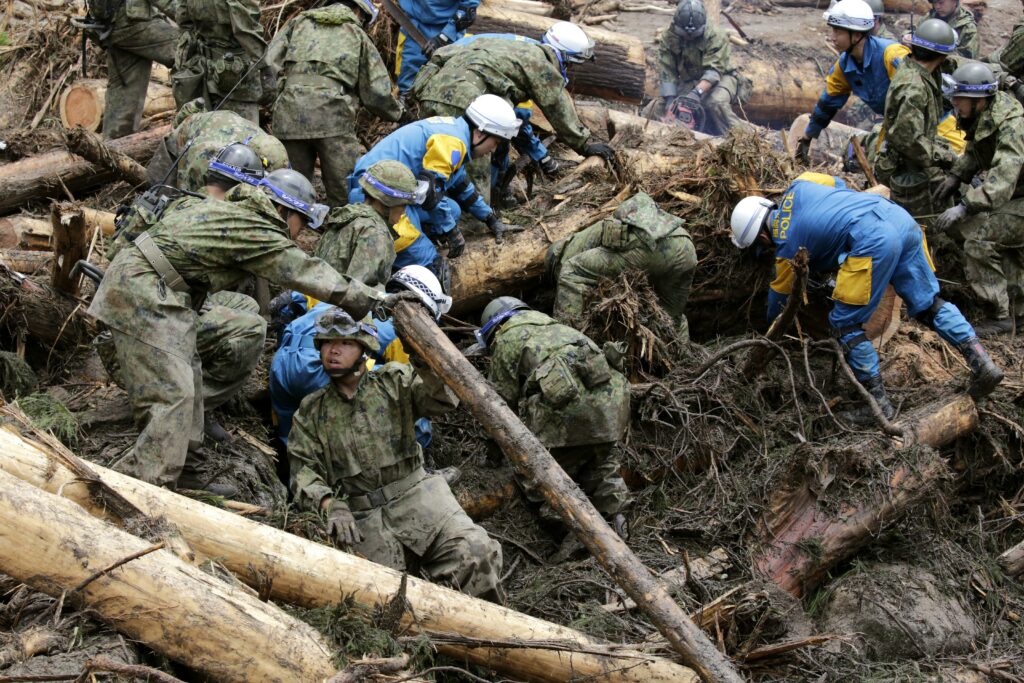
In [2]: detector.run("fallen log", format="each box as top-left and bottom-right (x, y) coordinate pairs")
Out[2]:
(0, 468), (337, 683)
(63, 126), (149, 187)
(0, 208), (116, 250)
(751, 395), (978, 597)
(59, 79), (175, 133)
(998, 539), (1024, 577)
(474, 4), (646, 104)
(732, 50), (828, 128)
(0, 249), (52, 274)
(0, 423), (698, 683)
(771, 0), (985, 17)
(0, 268), (95, 350)
(0, 124), (168, 215)
(787, 114), (868, 166)
(456, 480), (519, 520)
(600, 548), (732, 613)
(394, 301), (744, 683)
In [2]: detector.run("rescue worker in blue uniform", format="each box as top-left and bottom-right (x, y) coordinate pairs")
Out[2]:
(347, 95), (523, 276)
(730, 173), (1003, 416)
(394, 0), (479, 93)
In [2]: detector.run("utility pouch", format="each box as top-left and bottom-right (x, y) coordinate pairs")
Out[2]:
(576, 350), (612, 389)
(600, 219), (630, 251)
(889, 170), (934, 219)
(535, 356), (580, 409)
(171, 58), (206, 106)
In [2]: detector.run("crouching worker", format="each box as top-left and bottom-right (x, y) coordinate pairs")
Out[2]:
(288, 308), (502, 600)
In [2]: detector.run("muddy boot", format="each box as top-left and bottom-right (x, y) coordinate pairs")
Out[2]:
(178, 453), (238, 498)
(861, 375), (896, 419)
(972, 317), (1013, 338)
(203, 413), (231, 443)
(958, 337), (1004, 399)
(608, 512), (629, 541)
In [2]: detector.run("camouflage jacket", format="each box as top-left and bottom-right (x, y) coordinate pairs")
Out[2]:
(313, 203), (396, 289)
(411, 37), (591, 152)
(656, 23), (735, 98)
(950, 92), (1024, 213)
(88, 184), (381, 358)
(113, 0), (176, 24)
(176, 0), (266, 100)
(488, 310), (630, 448)
(288, 363), (458, 515)
(927, 5), (979, 58)
(153, 109), (288, 192)
(267, 4), (401, 139)
(993, 17), (1024, 78)
(877, 59), (956, 178)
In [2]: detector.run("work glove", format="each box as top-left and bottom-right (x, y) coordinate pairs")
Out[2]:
(259, 67), (277, 107)
(441, 226), (466, 258)
(269, 291), (304, 337)
(794, 136), (812, 164)
(486, 213), (524, 244)
(454, 6), (476, 31)
(538, 155), (561, 176)
(581, 142), (615, 161)
(933, 174), (962, 203)
(680, 88), (703, 112)
(933, 203), (967, 233)
(325, 502), (362, 546)
(423, 33), (451, 57)
(379, 290), (426, 318)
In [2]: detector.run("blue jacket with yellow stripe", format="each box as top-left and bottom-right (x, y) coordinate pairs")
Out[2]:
(805, 36), (909, 139)
(399, 0), (478, 38)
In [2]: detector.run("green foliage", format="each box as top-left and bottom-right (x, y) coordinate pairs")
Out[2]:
(14, 393), (79, 447)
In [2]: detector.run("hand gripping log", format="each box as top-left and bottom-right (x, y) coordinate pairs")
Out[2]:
(393, 301), (746, 683)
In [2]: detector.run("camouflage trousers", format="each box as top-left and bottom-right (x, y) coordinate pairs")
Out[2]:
(549, 223), (697, 341)
(518, 443), (630, 516)
(102, 15), (178, 139)
(102, 291), (266, 486)
(283, 135), (365, 207)
(418, 101), (492, 206)
(948, 197), (1024, 319)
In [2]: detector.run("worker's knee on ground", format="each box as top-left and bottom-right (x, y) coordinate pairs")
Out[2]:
(427, 526), (503, 597)
(706, 84), (733, 108)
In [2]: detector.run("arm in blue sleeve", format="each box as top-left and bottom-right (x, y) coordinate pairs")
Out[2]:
(511, 108), (549, 161)
(805, 91), (851, 138)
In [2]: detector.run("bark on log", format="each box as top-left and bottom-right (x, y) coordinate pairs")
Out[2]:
(393, 301), (744, 683)
(474, 5), (646, 104)
(59, 79), (175, 133)
(0, 125), (168, 215)
(0, 269), (95, 350)
(752, 395), (978, 597)
(732, 51), (828, 128)
(0, 249), (52, 274)
(456, 481), (519, 520)
(0, 209), (116, 250)
(998, 539), (1024, 577)
(50, 203), (88, 296)
(63, 126), (150, 188)
(770, 0), (985, 16)
(0, 468), (337, 683)
(787, 114), (868, 166)
(0, 424), (698, 683)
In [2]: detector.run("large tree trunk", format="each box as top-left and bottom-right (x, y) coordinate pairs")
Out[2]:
(0, 424), (698, 683)
(474, 5), (646, 104)
(0, 207), (114, 251)
(394, 302), (744, 683)
(0, 269), (95, 350)
(751, 395), (979, 598)
(0, 467), (337, 683)
(0, 125), (168, 214)
(732, 51), (826, 128)
(771, 0), (986, 16)
(787, 114), (869, 166)
(59, 79), (175, 133)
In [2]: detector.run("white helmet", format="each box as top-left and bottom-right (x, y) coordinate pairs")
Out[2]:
(465, 94), (521, 140)
(823, 0), (875, 32)
(730, 196), (775, 248)
(387, 265), (452, 321)
(542, 21), (595, 64)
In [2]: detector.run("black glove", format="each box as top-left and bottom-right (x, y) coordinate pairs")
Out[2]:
(423, 33), (451, 57)
(485, 213), (524, 244)
(269, 291), (304, 336)
(933, 174), (962, 203)
(259, 67), (277, 107)
(454, 6), (476, 31)
(933, 203), (967, 233)
(680, 88), (703, 111)
(380, 290), (426, 318)
(442, 226), (466, 258)
(538, 155), (560, 176)
(794, 135), (812, 164)
(416, 171), (445, 210)
(582, 142), (615, 161)
(325, 502), (361, 546)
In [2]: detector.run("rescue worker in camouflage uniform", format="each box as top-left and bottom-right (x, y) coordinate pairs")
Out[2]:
(988, 1), (1024, 105)
(874, 19), (959, 224)
(79, 0), (179, 139)
(730, 173), (1003, 418)
(931, 63), (1024, 336)
(480, 299), (631, 539)
(288, 308), (502, 599)
(394, 0), (479, 94)
(546, 193), (697, 341)
(87, 169), (410, 492)
(172, 0), (273, 122)
(865, 0), (895, 40)
(314, 160), (422, 289)
(147, 99), (289, 192)
(654, 0), (748, 135)
(411, 23), (613, 204)
(902, 0), (979, 58)
(267, 0), (403, 207)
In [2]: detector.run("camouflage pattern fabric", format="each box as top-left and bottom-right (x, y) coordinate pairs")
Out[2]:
(548, 193), (697, 341)
(947, 92), (1024, 318)
(88, 184), (382, 486)
(284, 137), (365, 207)
(313, 203), (396, 288)
(992, 18), (1024, 77)
(288, 363), (502, 598)
(101, 0), (179, 139)
(488, 310), (630, 515)
(927, 4), (979, 58)
(874, 59), (957, 223)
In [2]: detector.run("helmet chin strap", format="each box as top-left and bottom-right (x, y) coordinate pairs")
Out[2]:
(326, 355), (367, 378)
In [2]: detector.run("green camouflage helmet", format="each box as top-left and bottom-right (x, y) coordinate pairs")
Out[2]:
(910, 18), (958, 55)
(477, 296), (531, 347)
(359, 160), (422, 208)
(313, 308), (381, 354)
(951, 61), (998, 98)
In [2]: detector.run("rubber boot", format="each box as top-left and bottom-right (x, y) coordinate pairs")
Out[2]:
(203, 413), (231, 443)
(972, 317), (1013, 338)
(861, 375), (896, 419)
(958, 337), (1004, 399)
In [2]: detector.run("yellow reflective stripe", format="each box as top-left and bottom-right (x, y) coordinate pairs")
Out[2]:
(795, 171), (838, 187)
(422, 133), (468, 178)
(517, 99), (534, 109)
(936, 113), (967, 155)
(883, 43), (911, 79)
(771, 258), (796, 295)
(384, 338), (410, 364)
(394, 31), (405, 78)
(833, 256), (873, 306)
(825, 60), (851, 97)
(305, 294), (320, 309)
(392, 212), (422, 252)
(921, 230), (936, 272)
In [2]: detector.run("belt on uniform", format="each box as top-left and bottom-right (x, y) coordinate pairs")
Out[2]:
(285, 73), (345, 92)
(134, 232), (189, 293)
(345, 466), (425, 512)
